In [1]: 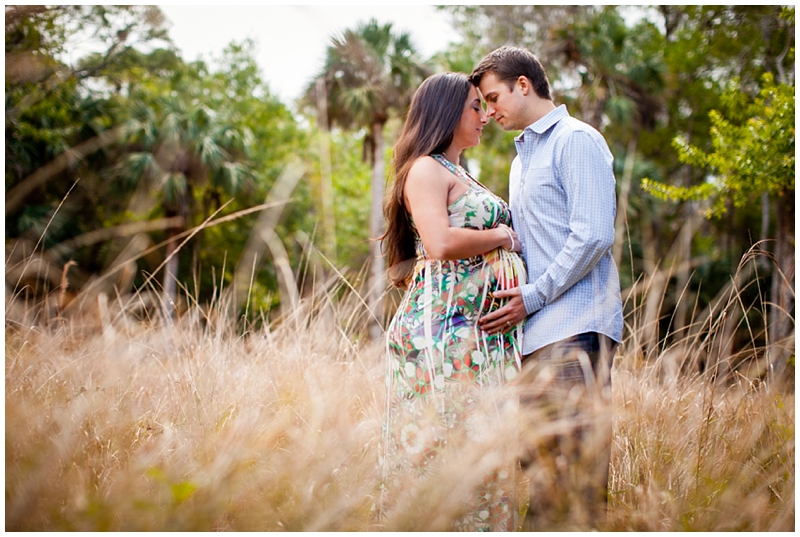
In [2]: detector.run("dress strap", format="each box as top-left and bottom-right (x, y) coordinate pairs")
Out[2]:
(431, 154), (490, 192)
(431, 154), (474, 186)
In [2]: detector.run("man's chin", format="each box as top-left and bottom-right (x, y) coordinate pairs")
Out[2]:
(495, 118), (515, 131)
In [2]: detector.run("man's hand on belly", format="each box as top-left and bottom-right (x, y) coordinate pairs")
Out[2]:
(478, 287), (527, 335)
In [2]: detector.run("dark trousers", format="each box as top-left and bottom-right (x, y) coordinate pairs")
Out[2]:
(516, 332), (616, 530)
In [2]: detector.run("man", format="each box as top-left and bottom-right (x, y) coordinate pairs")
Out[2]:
(470, 46), (624, 530)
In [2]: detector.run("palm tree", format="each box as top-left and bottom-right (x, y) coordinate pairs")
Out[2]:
(114, 94), (253, 319)
(305, 18), (429, 340)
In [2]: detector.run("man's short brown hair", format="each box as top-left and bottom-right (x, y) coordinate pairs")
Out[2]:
(469, 46), (552, 101)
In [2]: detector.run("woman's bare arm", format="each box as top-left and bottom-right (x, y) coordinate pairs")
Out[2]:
(404, 156), (518, 260)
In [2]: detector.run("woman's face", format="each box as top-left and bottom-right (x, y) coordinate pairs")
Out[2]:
(451, 85), (488, 151)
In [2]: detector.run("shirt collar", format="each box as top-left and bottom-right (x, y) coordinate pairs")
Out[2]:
(515, 104), (568, 142)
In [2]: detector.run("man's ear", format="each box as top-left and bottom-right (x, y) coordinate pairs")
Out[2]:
(516, 75), (531, 96)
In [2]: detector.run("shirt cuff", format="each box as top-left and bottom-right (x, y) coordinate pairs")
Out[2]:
(521, 284), (544, 316)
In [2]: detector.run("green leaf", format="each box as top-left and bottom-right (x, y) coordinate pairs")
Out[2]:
(171, 481), (197, 503)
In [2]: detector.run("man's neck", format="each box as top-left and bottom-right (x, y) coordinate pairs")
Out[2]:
(527, 98), (557, 125)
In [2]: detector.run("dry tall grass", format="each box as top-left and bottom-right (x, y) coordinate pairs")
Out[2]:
(5, 269), (795, 531)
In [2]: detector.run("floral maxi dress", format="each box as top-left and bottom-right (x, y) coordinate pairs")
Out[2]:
(381, 154), (527, 531)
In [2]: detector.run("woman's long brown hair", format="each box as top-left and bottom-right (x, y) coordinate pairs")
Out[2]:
(381, 72), (473, 288)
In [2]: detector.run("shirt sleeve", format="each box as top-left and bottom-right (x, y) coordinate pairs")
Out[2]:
(520, 129), (617, 315)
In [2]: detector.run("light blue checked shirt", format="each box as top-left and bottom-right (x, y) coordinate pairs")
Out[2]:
(509, 105), (623, 355)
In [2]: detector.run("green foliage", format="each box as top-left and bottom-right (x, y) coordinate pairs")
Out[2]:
(5, 5), (795, 345)
(142, 42), (308, 310)
(330, 131), (372, 269)
(641, 74), (795, 218)
(146, 467), (198, 504)
(640, 178), (715, 206)
(302, 17), (430, 151)
(440, 5), (794, 356)
(5, 6), (309, 316)
(5, 7), (171, 252)
(555, 7), (666, 130)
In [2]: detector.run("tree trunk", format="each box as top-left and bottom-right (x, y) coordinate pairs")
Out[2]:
(672, 202), (698, 339)
(316, 77), (337, 264)
(613, 138), (636, 268)
(163, 229), (179, 321)
(768, 191), (795, 379)
(162, 188), (191, 321)
(367, 121), (386, 341)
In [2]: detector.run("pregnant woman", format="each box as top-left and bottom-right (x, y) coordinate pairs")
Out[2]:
(380, 72), (526, 531)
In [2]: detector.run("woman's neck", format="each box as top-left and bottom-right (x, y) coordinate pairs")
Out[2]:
(442, 147), (461, 165)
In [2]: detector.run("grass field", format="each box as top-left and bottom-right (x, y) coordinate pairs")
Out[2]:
(5, 273), (795, 531)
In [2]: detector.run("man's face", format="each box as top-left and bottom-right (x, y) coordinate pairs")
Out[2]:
(477, 72), (527, 131)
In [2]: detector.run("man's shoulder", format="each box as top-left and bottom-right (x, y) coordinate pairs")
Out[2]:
(553, 114), (602, 138)
(550, 115), (610, 154)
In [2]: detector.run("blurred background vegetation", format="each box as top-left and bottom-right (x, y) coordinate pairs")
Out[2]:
(5, 6), (794, 378)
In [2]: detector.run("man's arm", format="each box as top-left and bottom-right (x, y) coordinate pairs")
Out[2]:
(480, 130), (616, 334)
(519, 129), (616, 315)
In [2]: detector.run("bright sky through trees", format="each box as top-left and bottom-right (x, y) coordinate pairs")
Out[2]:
(159, 5), (461, 103)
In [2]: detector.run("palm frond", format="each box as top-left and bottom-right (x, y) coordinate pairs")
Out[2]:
(161, 171), (187, 204)
(196, 135), (228, 169)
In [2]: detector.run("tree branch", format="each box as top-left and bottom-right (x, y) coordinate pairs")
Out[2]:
(5, 126), (123, 215)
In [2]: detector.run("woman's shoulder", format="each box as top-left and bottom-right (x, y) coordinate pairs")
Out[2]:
(409, 154), (441, 170)
(407, 155), (448, 181)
